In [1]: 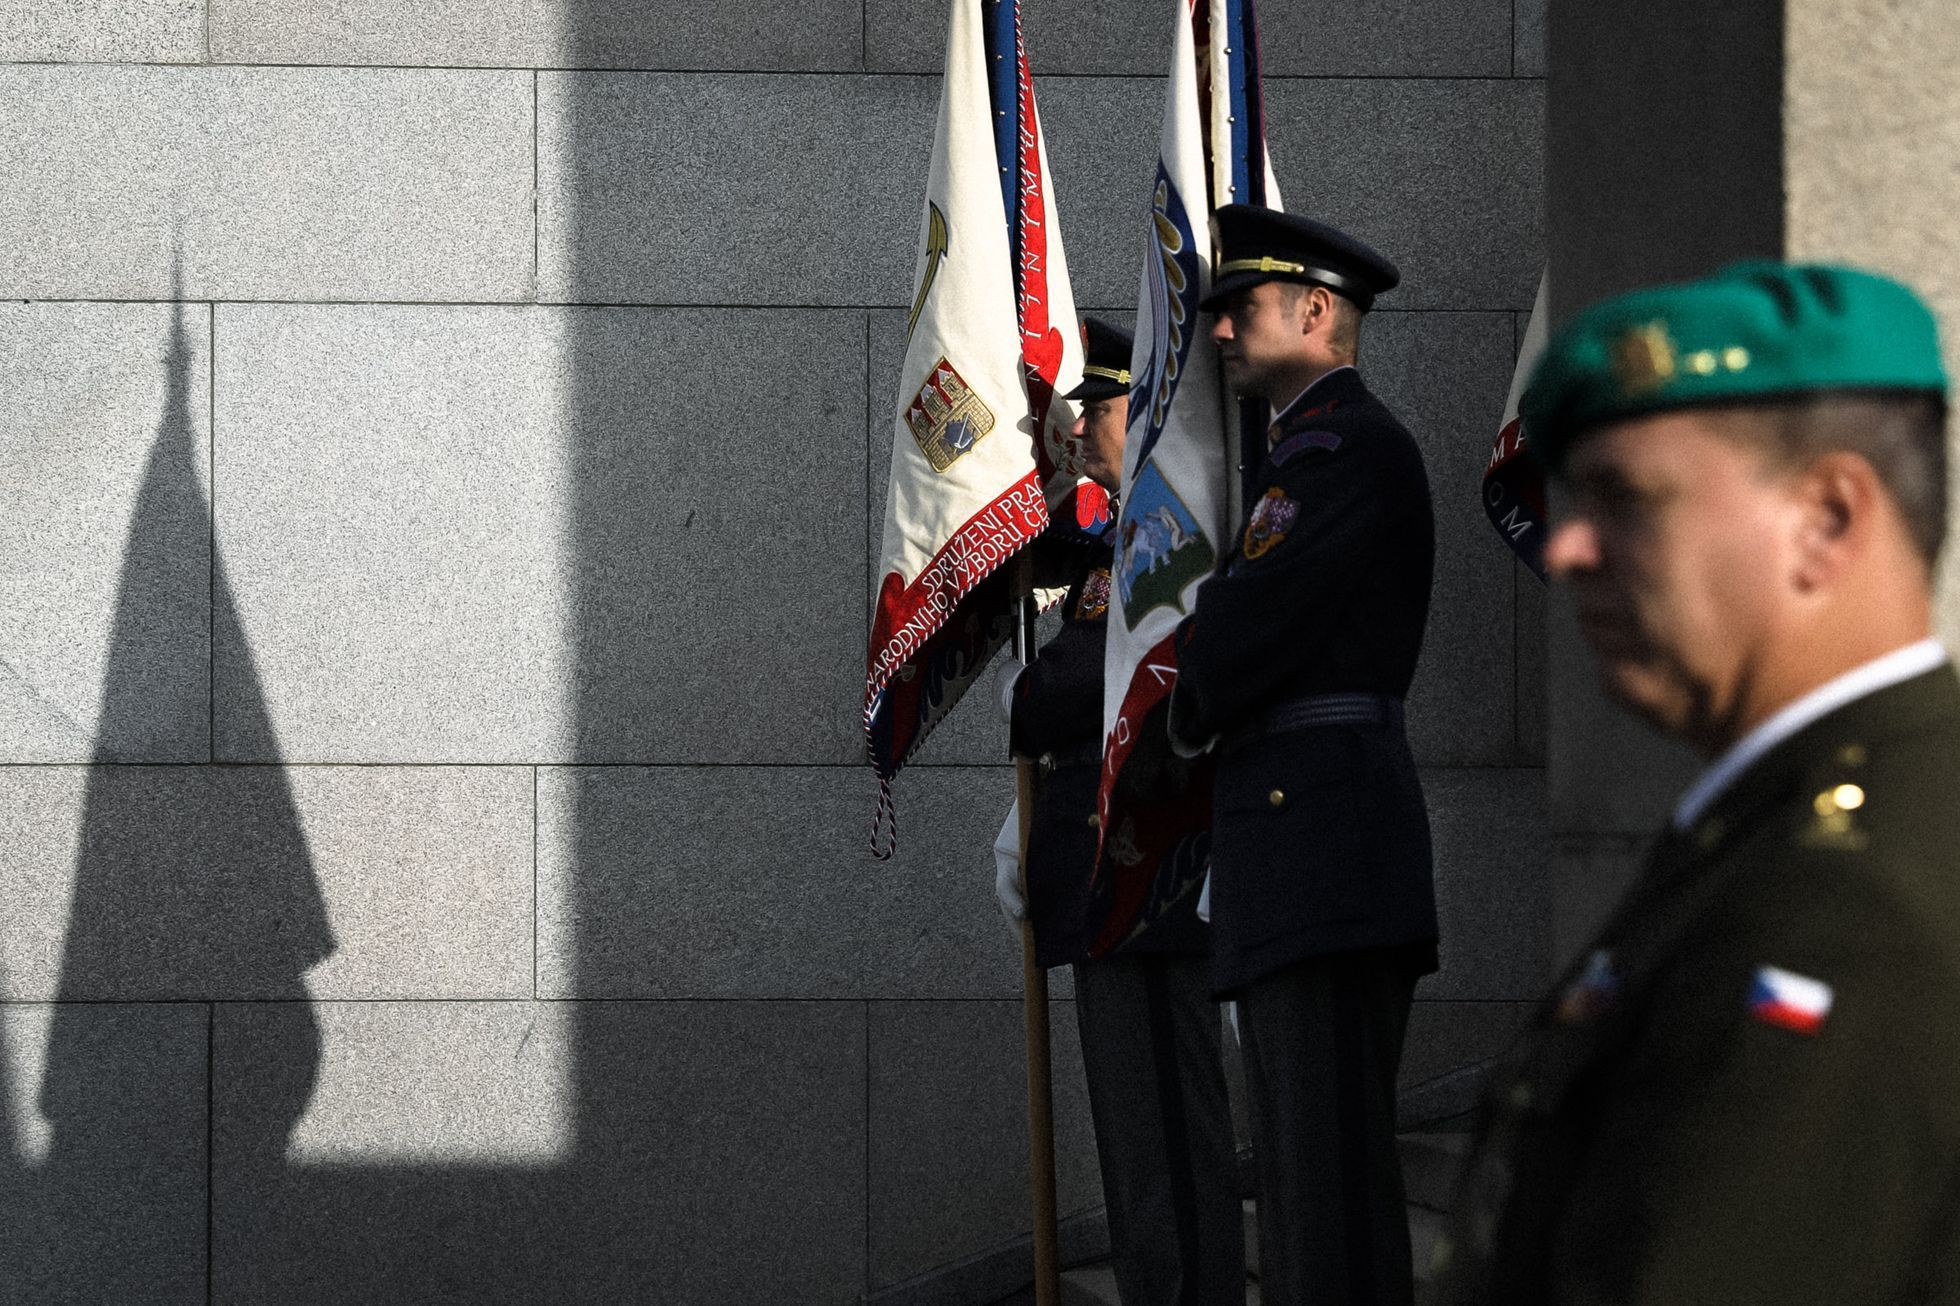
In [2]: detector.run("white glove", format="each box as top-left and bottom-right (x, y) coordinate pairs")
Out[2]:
(993, 799), (1028, 925)
(994, 658), (1024, 723)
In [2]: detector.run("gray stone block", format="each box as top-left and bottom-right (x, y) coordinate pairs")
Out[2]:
(0, 67), (532, 302)
(869, 998), (1101, 1288)
(539, 73), (935, 305)
(0, 0), (203, 62)
(0, 1002), (207, 1304)
(0, 302), (210, 763)
(863, 0), (1141, 75)
(972, 78), (1542, 313)
(1516, 0), (1548, 77)
(1032, 77), (1173, 312)
(1552, 835), (1646, 972)
(1517, 559), (1548, 764)
(1547, 587), (1698, 836)
(870, 0), (1512, 77)
(1401, 999), (1532, 1090)
(1418, 767), (1551, 1001)
(537, 765), (1064, 999)
(0, 765), (532, 1001)
(1365, 311), (1521, 767)
(213, 304), (864, 764)
(213, 1000), (865, 1303)
(211, 0), (863, 69)
(1261, 0), (1512, 77)
(1264, 79), (1544, 312)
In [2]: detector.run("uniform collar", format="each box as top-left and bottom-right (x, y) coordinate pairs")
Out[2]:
(1268, 364), (1361, 441)
(1672, 638), (1950, 831)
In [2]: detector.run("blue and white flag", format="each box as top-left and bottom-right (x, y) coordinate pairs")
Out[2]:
(1090, 0), (1279, 954)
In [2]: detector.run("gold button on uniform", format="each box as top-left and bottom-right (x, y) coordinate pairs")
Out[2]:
(1087, 813), (1101, 830)
(1268, 789), (1286, 807)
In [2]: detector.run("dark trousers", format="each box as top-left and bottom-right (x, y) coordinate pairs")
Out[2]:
(1238, 951), (1419, 1306)
(1074, 953), (1246, 1306)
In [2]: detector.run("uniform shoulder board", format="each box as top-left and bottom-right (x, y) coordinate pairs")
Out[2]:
(1271, 429), (1343, 467)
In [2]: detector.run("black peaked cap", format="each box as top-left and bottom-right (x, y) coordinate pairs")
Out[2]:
(1063, 317), (1136, 401)
(1200, 205), (1400, 312)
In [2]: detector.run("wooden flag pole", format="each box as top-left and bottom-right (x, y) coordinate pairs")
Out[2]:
(1011, 556), (1061, 1306)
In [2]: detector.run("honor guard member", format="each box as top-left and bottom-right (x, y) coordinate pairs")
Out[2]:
(1437, 263), (1960, 1305)
(1167, 206), (1438, 1306)
(994, 318), (1247, 1305)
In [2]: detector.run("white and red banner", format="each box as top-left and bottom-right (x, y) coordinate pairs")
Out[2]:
(1090, 0), (1280, 952)
(864, 0), (1086, 856)
(1484, 272), (1550, 580)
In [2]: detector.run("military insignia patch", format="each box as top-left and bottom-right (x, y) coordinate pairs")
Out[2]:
(1242, 488), (1300, 561)
(1075, 568), (1112, 622)
(905, 358), (997, 472)
(1116, 463), (1214, 625)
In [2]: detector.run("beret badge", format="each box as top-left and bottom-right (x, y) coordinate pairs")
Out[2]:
(1610, 322), (1678, 399)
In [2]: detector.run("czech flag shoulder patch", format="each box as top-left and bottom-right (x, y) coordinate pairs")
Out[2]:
(1748, 965), (1835, 1036)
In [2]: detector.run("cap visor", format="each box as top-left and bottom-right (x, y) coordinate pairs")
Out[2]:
(1197, 269), (1274, 313)
(1062, 378), (1129, 402)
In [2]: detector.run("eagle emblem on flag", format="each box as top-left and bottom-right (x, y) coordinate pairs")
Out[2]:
(905, 358), (999, 472)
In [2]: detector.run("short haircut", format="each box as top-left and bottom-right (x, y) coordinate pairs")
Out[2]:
(1726, 391), (1949, 568)
(1276, 281), (1363, 358)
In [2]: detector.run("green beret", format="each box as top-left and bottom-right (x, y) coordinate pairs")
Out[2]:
(1523, 262), (1948, 471)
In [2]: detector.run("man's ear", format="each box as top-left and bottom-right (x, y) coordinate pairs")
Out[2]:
(1790, 450), (1878, 593)
(1303, 285), (1336, 337)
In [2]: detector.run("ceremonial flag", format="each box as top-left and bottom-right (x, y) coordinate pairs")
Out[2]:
(1091, 0), (1279, 953)
(1484, 273), (1551, 580)
(864, 0), (1087, 857)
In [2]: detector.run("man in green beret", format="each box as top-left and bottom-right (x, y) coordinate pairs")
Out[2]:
(1437, 261), (1960, 1303)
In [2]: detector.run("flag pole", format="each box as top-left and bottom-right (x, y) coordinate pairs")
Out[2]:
(1011, 554), (1062, 1305)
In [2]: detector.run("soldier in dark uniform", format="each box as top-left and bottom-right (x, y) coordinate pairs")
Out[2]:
(1166, 205), (1438, 1306)
(994, 318), (1246, 1304)
(1437, 262), (1960, 1304)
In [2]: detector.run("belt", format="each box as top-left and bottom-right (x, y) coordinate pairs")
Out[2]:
(1221, 691), (1403, 754)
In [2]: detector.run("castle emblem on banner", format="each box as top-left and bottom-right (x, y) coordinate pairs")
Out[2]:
(1117, 463), (1214, 625)
(905, 358), (997, 473)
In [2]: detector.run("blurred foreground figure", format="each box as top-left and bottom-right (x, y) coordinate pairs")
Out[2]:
(1439, 263), (1960, 1304)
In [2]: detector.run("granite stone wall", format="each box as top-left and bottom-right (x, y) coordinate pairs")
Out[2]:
(0, 3), (1545, 1299)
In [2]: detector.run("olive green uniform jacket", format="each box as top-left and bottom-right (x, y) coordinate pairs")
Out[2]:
(1440, 665), (1960, 1304)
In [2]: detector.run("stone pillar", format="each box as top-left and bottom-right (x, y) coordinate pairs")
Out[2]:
(1785, 0), (1960, 636)
(1544, 0), (1960, 959)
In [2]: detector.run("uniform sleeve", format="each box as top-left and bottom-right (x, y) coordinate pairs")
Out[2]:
(1172, 442), (1385, 739)
(1552, 863), (1960, 1304)
(1010, 620), (1105, 758)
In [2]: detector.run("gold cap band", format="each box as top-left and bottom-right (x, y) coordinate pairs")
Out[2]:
(1082, 364), (1131, 384)
(1211, 256), (1371, 304)
(1217, 256), (1308, 276)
